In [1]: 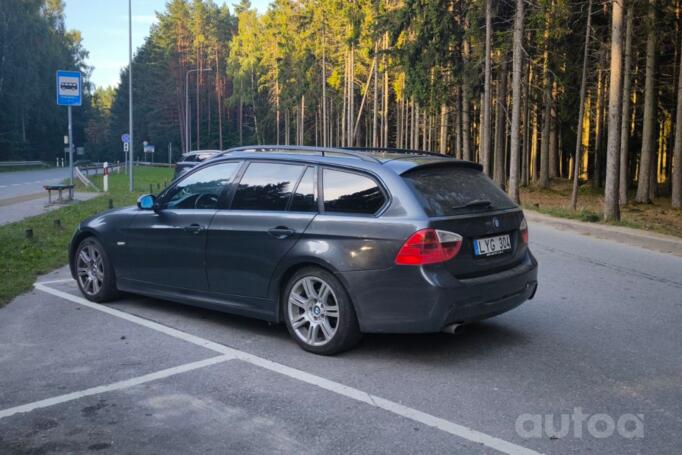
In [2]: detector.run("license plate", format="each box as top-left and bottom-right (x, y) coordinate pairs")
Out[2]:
(474, 234), (511, 257)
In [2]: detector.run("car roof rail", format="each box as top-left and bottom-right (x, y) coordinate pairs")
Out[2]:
(217, 145), (381, 163)
(342, 146), (453, 158)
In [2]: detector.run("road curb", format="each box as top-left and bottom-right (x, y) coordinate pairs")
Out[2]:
(0, 192), (45, 207)
(524, 209), (682, 258)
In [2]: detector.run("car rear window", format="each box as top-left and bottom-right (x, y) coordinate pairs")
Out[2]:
(323, 169), (385, 214)
(402, 166), (516, 216)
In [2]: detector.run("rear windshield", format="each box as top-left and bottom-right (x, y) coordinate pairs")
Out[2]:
(402, 166), (516, 216)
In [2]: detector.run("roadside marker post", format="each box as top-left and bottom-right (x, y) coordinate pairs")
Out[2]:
(103, 162), (109, 192)
(56, 70), (82, 185)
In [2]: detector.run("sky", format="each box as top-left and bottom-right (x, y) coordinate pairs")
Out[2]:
(63, 0), (270, 89)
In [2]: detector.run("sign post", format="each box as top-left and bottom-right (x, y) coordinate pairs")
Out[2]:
(121, 133), (130, 174)
(56, 70), (82, 186)
(143, 142), (155, 163)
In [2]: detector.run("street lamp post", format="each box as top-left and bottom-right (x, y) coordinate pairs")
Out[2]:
(185, 67), (213, 155)
(128, 0), (134, 192)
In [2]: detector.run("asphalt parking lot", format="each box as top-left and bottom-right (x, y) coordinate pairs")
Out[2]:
(1, 221), (681, 454)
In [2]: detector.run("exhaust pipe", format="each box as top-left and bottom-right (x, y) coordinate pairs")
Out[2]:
(442, 323), (464, 335)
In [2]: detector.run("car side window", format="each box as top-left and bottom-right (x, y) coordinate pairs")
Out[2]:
(322, 168), (386, 215)
(290, 166), (317, 212)
(165, 162), (240, 210)
(231, 162), (305, 211)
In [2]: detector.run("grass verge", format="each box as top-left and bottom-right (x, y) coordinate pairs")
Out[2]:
(520, 179), (682, 238)
(0, 166), (172, 306)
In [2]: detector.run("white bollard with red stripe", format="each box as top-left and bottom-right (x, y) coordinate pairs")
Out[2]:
(103, 161), (109, 192)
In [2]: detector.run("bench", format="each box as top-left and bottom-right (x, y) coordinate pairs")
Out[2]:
(44, 184), (74, 204)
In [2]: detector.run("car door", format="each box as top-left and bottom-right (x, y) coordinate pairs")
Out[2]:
(122, 161), (242, 292)
(206, 161), (317, 306)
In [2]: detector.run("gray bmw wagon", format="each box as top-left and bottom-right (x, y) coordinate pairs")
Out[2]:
(70, 146), (538, 355)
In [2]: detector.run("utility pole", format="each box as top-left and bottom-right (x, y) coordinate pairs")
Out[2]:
(185, 68), (212, 154)
(128, 0), (134, 192)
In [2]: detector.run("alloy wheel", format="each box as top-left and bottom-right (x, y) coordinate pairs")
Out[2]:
(76, 243), (105, 297)
(287, 276), (340, 347)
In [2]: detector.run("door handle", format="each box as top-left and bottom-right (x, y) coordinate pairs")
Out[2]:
(268, 226), (295, 239)
(183, 223), (204, 234)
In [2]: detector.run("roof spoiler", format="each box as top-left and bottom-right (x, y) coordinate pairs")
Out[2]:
(399, 160), (483, 175)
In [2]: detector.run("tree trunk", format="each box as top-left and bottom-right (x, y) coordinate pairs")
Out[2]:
(508, 0), (524, 203)
(549, 81), (558, 178)
(461, 28), (473, 161)
(196, 54), (201, 150)
(482, 0), (493, 175)
(571, 0), (593, 209)
(276, 79), (281, 145)
(539, 4), (552, 188)
(216, 49), (223, 150)
(636, 0), (657, 203)
(300, 95), (305, 145)
(239, 95), (243, 145)
(619, 3), (634, 205)
(439, 104), (448, 154)
(522, 52), (532, 186)
(674, 26), (682, 208)
(604, 0), (625, 221)
(372, 42), (379, 148)
(383, 33), (389, 147)
(494, 56), (509, 187)
(284, 109), (288, 145)
(455, 87), (462, 159)
(593, 61), (605, 189)
(321, 32), (327, 147)
(341, 50), (347, 146)
(352, 55), (377, 144)
(349, 45), (355, 146)
(540, 87), (551, 187)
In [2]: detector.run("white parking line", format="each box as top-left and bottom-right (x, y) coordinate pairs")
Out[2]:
(0, 355), (234, 419)
(34, 283), (244, 356)
(31, 282), (542, 455)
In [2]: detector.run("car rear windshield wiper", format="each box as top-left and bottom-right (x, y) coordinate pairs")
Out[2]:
(451, 199), (493, 210)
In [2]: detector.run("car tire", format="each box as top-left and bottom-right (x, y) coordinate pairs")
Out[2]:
(74, 236), (119, 303)
(283, 267), (362, 355)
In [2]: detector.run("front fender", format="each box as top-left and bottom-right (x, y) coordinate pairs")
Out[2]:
(68, 207), (138, 279)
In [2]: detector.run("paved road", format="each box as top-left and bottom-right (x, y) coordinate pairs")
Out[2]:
(0, 220), (680, 454)
(0, 168), (71, 200)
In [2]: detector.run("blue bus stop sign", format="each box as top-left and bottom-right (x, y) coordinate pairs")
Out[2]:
(56, 70), (82, 106)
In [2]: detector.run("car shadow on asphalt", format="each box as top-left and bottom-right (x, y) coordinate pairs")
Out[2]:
(105, 292), (529, 363)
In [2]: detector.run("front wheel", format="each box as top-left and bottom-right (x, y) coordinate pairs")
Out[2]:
(283, 267), (361, 355)
(74, 237), (119, 302)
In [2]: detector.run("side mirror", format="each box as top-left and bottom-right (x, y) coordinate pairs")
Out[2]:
(137, 194), (156, 210)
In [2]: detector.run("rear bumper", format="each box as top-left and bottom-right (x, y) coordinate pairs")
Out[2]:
(338, 251), (538, 333)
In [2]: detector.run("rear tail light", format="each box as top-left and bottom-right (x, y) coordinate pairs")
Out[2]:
(395, 229), (463, 265)
(520, 216), (529, 244)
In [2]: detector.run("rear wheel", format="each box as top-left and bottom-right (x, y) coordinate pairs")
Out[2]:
(283, 267), (361, 355)
(75, 237), (119, 302)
